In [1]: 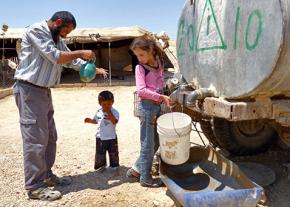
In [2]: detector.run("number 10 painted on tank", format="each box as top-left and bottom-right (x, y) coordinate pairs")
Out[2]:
(177, 0), (263, 57)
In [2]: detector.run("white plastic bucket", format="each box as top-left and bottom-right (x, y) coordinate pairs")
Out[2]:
(157, 112), (192, 165)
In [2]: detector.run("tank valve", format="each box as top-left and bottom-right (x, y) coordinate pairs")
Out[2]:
(169, 84), (187, 104)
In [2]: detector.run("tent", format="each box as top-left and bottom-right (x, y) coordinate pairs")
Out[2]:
(64, 26), (177, 81)
(1, 26), (177, 84)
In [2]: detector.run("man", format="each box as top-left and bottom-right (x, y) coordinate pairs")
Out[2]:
(13, 11), (106, 201)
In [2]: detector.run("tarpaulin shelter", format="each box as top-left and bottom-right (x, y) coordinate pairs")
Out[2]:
(64, 26), (176, 82)
(1, 26), (177, 84)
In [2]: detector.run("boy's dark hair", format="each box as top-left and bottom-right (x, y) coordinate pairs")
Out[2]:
(98, 90), (114, 102)
(50, 11), (77, 28)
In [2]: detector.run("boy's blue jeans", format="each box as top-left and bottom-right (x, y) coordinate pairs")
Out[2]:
(133, 100), (161, 182)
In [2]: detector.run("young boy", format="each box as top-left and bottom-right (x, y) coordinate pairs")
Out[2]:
(84, 90), (120, 172)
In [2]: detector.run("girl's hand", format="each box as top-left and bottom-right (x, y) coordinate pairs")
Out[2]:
(96, 68), (108, 78)
(160, 95), (172, 108)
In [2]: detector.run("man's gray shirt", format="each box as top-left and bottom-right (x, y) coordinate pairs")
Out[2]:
(14, 20), (85, 87)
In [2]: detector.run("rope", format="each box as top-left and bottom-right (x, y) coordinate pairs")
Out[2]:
(169, 104), (207, 147)
(169, 105), (184, 138)
(192, 121), (206, 146)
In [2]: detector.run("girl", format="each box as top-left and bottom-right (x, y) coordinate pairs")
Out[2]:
(126, 35), (171, 187)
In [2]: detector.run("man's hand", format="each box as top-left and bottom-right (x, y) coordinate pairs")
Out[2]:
(57, 50), (95, 64)
(81, 50), (96, 60)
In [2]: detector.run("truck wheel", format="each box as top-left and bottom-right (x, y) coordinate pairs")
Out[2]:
(212, 118), (277, 155)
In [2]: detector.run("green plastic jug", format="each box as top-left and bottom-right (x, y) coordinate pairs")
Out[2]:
(79, 60), (96, 82)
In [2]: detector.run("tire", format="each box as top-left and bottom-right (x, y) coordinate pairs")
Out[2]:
(212, 118), (277, 155)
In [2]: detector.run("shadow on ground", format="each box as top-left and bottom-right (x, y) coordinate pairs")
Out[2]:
(54, 165), (133, 195)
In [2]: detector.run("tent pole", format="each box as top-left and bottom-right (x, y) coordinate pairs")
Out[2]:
(108, 41), (111, 86)
(1, 31), (6, 87)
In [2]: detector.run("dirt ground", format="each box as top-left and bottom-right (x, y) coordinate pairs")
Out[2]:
(1, 86), (290, 207)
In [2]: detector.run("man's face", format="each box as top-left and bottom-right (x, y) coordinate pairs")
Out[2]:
(59, 24), (74, 38)
(50, 21), (74, 43)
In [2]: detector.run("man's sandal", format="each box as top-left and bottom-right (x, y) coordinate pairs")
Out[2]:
(44, 174), (72, 187)
(28, 186), (61, 201)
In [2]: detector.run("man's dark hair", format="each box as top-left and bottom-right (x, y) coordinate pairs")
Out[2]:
(98, 91), (114, 102)
(50, 11), (77, 28)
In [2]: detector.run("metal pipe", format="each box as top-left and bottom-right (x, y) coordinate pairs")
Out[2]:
(169, 84), (187, 103)
(108, 41), (111, 86)
(186, 88), (215, 106)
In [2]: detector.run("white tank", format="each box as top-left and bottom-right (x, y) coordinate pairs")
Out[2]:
(177, 0), (290, 99)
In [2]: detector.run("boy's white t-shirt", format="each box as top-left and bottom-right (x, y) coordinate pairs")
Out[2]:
(93, 107), (119, 140)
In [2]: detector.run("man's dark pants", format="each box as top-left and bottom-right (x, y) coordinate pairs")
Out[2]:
(13, 80), (57, 190)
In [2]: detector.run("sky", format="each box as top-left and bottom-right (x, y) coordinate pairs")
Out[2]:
(0, 0), (185, 40)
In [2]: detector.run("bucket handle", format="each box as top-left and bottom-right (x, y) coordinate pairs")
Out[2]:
(170, 111), (182, 138)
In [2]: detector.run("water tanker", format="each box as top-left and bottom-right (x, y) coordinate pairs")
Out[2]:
(170, 0), (290, 155)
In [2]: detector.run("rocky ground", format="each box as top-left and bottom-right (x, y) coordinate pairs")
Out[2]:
(1, 86), (290, 207)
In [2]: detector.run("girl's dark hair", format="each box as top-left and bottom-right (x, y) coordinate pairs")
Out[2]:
(130, 34), (164, 58)
(98, 90), (114, 102)
(50, 11), (77, 28)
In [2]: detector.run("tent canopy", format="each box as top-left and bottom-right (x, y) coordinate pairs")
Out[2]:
(65, 26), (151, 44)
(1, 26), (177, 74)
(2, 26), (151, 42)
